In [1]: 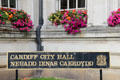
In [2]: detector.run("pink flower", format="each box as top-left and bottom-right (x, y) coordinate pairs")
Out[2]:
(2, 22), (5, 24)
(19, 28), (23, 30)
(117, 8), (120, 12)
(27, 29), (31, 32)
(49, 10), (87, 34)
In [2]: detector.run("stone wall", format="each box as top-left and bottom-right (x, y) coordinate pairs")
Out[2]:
(0, 39), (37, 65)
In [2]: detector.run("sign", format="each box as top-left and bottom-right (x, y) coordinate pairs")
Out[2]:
(8, 52), (110, 69)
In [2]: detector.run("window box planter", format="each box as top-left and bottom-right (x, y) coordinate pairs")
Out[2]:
(0, 7), (35, 39)
(108, 8), (120, 27)
(0, 7), (33, 32)
(48, 10), (87, 34)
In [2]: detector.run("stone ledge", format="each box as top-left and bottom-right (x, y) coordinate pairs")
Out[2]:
(0, 31), (36, 39)
(41, 26), (120, 39)
(0, 25), (36, 39)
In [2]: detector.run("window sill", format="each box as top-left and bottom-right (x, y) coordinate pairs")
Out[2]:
(59, 8), (86, 11)
(0, 25), (36, 39)
(41, 25), (120, 39)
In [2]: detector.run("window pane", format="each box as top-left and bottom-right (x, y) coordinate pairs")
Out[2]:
(78, 0), (85, 8)
(69, 0), (76, 9)
(1, 0), (8, 7)
(61, 0), (67, 9)
(10, 0), (16, 8)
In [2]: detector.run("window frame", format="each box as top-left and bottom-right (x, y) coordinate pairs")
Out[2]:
(1, 0), (18, 9)
(58, 0), (87, 11)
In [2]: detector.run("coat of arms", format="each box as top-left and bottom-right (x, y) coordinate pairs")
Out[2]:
(96, 55), (107, 66)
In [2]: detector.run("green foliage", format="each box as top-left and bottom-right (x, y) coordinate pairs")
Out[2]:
(48, 9), (87, 34)
(48, 11), (63, 25)
(0, 7), (33, 32)
(11, 10), (29, 22)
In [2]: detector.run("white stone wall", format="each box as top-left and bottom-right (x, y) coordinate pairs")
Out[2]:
(87, 0), (119, 26)
(0, 0), (1, 7)
(119, 0), (120, 8)
(43, 0), (56, 26)
(0, 39), (37, 65)
(33, 0), (39, 27)
(18, 0), (39, 30)
(18, 0), (34, 21)
(0, 40), (36, 52)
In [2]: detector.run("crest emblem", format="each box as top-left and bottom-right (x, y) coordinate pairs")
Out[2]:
(96, 55), (107, 66)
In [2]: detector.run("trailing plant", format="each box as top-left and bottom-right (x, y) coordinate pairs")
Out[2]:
(48, 10), (87, 34)
(48, 11), (63, 25)
(0, 7), (33, 32)
(108, 8), (120, 27)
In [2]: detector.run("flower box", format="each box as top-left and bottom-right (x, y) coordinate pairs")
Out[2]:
(48, 10), (87, 34)
(108, 8), (120, 27)
(0, 7), (33, 32)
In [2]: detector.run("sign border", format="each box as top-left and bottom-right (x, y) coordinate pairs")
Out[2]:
(7, 51), (110, 70)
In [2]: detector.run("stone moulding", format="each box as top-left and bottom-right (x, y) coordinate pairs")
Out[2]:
(41, 25), (120, 39)
(0, 25), (36, 39)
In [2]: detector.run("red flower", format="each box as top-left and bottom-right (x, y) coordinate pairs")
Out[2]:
(1, 8), (3, 10)
(72, 9), (76, 13)
(83, 10), (87, 14)
(117, 8), (120, 12)
(61, 10), (66, 14)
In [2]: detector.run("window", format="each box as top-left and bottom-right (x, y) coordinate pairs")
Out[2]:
(1, 0), (17, 8)
(59, 0), (86, 10)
